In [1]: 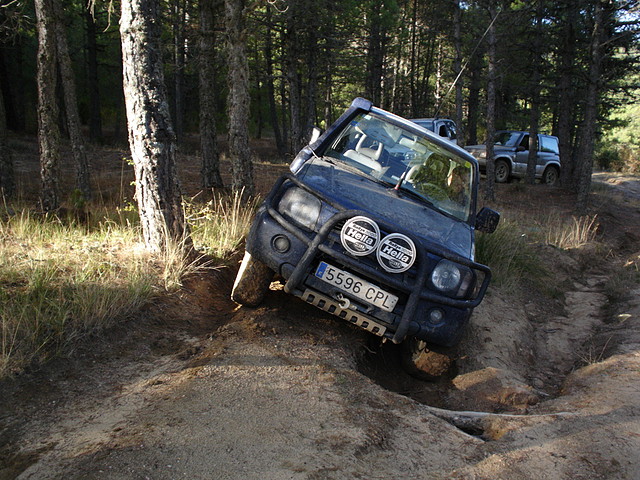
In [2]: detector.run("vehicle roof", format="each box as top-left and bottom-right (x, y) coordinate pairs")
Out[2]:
(496, 129), (557, 138)
(411, 118), (454, 122)
(369, 107), (472, 161)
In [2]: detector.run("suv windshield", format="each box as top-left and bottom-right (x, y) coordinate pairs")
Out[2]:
(323, 113), (473, 221)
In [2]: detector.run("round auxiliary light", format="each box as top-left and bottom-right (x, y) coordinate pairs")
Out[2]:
(340, 216), (380, 256)
(376, 233), (416, 273)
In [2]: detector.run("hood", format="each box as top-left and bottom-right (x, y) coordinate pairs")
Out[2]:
(298, 158), (474, 259)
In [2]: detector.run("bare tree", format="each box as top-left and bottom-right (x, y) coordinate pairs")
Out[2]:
(120, 0), (189, 252)
(224, 0), (254, 197)
(34, 0), (61, 212)
(199, 0), (224, 190)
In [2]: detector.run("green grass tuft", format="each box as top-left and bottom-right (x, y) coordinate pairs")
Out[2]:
(475, 220), (548, 291)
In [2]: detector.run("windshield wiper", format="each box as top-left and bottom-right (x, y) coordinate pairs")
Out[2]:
(392, 184), (435, 208)
(394, 164), (411, 191)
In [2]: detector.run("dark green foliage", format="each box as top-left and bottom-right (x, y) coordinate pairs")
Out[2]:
(0, 0), (639, 173)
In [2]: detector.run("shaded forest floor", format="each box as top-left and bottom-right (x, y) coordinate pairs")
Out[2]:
(2, 134), (640, 479)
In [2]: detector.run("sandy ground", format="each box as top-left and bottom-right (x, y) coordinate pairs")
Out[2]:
(1, 149), (640, 479)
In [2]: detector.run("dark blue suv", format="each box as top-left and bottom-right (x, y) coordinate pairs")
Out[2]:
(232, 98), (499, 377)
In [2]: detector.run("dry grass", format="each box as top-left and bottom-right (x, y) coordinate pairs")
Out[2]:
(186, 190), (260, 261)
(544, 214), (599, 250)
(475, 209), (601, 292)
(0, 193), (258, 378)
(0, 208), (156, 377)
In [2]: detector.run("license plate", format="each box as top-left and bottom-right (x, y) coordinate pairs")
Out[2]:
(314, 262), (398, 312)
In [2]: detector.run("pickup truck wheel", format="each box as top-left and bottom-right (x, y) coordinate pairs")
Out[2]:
(543, 166), (559, 186)
(231, 251), (274, 307)
(401, 338), (452, 380)
(494, 159), (511, 183)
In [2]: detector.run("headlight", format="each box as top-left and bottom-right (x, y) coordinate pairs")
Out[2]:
(278, 187), (321, 230)
(431, 259), (474, 298)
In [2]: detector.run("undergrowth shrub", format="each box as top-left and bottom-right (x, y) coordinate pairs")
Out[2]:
(595, 141), (640, 173)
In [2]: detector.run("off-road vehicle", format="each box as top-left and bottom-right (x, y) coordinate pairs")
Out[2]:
(465, 130), (561, 185)
(232, 98), (500, 377)
(411, 118), (458, 144)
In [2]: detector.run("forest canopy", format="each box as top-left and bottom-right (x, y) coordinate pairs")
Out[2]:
(1, 0), (640, 198)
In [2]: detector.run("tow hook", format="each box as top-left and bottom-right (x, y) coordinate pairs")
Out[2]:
(336, 293), (351, 310)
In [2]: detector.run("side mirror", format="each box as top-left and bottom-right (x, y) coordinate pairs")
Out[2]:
(516, 146), (526, 152)
(475, 207), (500, 234)
(309, 126), (322, 144)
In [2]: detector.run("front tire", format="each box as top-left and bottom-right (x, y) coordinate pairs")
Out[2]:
(542, 166), (559, 186)
(231, 251), (274, 307)
(400, 338), (453, 381)
(494, 159), (511, 183)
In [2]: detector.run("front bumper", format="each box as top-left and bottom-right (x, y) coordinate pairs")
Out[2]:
(247, 174), (491, 346)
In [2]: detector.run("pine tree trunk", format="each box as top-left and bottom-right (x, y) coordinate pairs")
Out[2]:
(525, 0), (543, 185)
(54, 0), (91, 201)
(35, 0), (61, 212)
(483, 5), (497, 202)
(321, 0), (335, 121)
(285, 3), (303, 154)
(120, 0), (189, 252)
(576, 0), (605, 212)
(453, 0), (464, 146)
(557, 0), (578, 189)
(466, 51), (482, 146)
(0, 83), (14, 199)
(365, 1), (385, 106)
(525, 122), (539, 185)
(264, 4), (286, 159)
(85, 1), (102, 142)
(199, 0), (224, 190)
(409, 0), (418, 117)
(173, 0), (187, 143)
(224, 0), (254, 197)
(304, 25), (318, 139)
